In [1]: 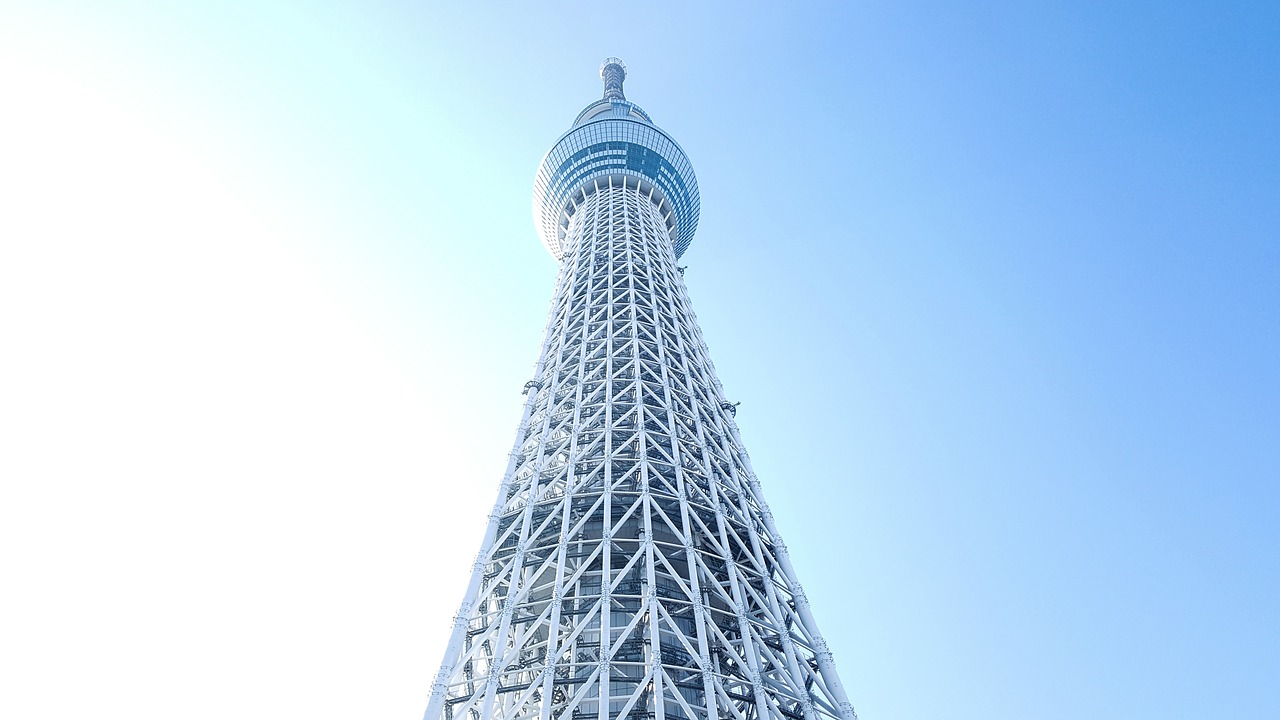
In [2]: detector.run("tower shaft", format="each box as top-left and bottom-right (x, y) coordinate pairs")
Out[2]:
(426, 178), (854, 720)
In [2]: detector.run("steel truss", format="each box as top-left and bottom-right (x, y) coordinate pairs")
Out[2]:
(424, 176), (857, 720)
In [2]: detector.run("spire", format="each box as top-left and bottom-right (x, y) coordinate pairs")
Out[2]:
(600, 57), (626, 101)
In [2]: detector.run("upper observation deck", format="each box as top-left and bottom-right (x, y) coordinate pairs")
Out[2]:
(533, 58), (700, 260)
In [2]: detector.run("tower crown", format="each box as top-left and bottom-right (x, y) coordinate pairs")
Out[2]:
(600, 57), (626, 101)
(533, 59), (700, 260)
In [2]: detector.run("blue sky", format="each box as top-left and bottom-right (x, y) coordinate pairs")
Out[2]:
(1, 2), (1276, 719)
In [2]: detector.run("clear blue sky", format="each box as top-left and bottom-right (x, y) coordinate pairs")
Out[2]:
(1, 2), (1276, 719)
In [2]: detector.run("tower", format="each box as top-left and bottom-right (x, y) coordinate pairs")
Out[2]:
(425, 59), (857, 720)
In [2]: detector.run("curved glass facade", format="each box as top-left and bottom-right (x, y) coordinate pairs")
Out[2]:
(533, 101), (699, 260)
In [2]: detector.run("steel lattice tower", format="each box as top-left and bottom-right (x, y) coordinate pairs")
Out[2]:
(425, 59), (857, 720)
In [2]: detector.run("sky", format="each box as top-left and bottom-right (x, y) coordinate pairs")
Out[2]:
(1, 1), (1277, 719)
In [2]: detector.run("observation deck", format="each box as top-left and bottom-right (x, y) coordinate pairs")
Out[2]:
(533, 58), (700, 260)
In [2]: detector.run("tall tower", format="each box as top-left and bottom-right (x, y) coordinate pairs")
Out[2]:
(425, 59), (857, 720)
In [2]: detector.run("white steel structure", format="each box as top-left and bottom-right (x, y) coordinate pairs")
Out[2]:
(425, 59), (857, 720)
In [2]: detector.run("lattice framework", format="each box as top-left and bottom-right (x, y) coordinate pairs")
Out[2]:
(425, 177), (856, 720)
